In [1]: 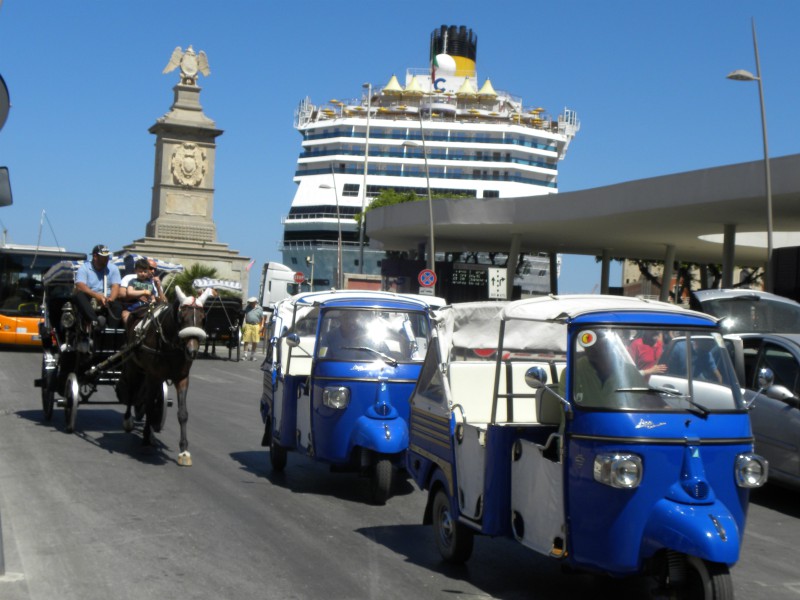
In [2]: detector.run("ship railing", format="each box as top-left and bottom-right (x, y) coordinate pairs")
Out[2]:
(301, 129), (557, 152)
(300, 147), (555, 169)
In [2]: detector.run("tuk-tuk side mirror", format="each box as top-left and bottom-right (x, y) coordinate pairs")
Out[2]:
(285, 333), (300, 347)
(524, 366), (548, 388)
(757, 367), (774, 391)
(746, 367), (776, 410)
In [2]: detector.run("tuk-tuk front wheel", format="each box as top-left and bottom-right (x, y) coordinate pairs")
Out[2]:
(370, 459), (393, 505)
(432, 488), (474, 564)
(651, 554), (732, 600)
(270, 439), (287, 472)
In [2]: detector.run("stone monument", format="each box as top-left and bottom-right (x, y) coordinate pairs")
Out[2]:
(124, 46), (250, 293)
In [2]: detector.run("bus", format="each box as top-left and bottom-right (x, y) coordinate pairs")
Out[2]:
(0, 243), (85, 346)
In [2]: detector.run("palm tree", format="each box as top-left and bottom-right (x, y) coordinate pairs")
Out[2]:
(163, 263), (219, 302)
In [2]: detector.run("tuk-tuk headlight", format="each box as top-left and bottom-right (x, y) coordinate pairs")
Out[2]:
(322, 386), (350, 410)
(735, 453), (768, 488)
(593, 453), (643, 489)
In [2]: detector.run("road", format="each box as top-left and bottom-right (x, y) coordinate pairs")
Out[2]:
(1, 347), (800, 600)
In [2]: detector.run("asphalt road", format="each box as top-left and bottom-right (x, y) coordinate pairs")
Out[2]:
(1, 347), (800, 600)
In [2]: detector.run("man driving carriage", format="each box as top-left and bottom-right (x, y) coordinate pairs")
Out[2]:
(73, 244), (123, 330)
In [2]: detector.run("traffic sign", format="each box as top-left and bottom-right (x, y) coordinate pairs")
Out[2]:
(294, 271), (306, 284)
(418, 287), (434, 296)
(418, 269), (436, 287)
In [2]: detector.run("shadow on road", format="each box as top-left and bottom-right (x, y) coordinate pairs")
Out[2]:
(750, 484), (800, 518)
(16, 408), (170, 465)
(354, 523), (650, 600)
(230, 449), (417, 505)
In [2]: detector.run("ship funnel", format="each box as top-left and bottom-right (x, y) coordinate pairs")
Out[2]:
(430, 25), (478, 94)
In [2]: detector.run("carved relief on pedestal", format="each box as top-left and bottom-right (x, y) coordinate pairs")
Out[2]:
(170, 142), (207, 187)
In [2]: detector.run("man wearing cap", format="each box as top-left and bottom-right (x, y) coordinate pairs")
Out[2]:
(74, 244), (122, 329)
(242, 296), (264, 361)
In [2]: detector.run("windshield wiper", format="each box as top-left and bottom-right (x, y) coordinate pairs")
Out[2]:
(615, 386), (710, 416)
(343, 346), (398, 367)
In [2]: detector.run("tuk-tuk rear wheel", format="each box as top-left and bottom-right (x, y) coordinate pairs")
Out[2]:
(370, 459), (393, 505)
(432, 488), (474, 564)
(270, 439), (287, 471)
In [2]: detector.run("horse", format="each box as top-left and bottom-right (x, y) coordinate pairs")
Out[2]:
(116, 286), (213, 466)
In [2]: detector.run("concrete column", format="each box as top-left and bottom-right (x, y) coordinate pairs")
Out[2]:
(660, 245), (676, 302)
(507, 234), (521, 299)
(722, 224), (736, 289)
(549, 253), (558, 295)
(601, 249), (611, 294)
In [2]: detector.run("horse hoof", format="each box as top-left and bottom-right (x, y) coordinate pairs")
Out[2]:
(177, 452), (192, 467)
(123, 418), (134, 432)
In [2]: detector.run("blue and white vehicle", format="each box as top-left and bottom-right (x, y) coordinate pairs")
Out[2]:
(260, 290), (444, 504)
(406, 295), (767, 598)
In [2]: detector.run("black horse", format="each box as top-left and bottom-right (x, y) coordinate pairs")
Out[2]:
(116, 286), (213, 466)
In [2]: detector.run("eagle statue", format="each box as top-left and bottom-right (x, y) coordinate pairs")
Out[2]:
(162, 46), (210, 85)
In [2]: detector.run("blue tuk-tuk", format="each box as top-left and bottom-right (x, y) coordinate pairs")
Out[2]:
(260, 290), (444, 504)
(406, 295), (767, 598)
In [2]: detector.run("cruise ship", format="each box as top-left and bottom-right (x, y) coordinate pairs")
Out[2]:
(282, 25), (579, 293)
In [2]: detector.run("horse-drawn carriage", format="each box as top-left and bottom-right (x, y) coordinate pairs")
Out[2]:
(201, 296), (243, 361)
(34, 259), (144, 433)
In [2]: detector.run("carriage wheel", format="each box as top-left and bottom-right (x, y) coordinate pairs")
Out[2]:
(63, 373), (80, 434)
(40, 356), (56, 422)
(270, 439), (287, 471)
(152, 382), (169, 433)
(232, 328), (241, 362)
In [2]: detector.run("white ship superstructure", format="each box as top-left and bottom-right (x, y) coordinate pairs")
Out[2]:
(282, 25), (579, 292)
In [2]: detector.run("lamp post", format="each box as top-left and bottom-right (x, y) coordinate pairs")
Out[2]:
(358, 82), (372, 274)
(305, 255), (314, 292)
(402, 118), (436, 275)
(727, 18), (773, 292)
(319, 181), (343, 289)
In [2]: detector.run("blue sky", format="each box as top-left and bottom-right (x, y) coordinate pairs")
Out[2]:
(1, 1), (798, 295)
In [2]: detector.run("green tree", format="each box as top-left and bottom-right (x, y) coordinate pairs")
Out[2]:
(163, 263), (239, 302)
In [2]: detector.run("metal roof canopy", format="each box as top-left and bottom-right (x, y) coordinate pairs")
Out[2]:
(365, 154), (800, 267)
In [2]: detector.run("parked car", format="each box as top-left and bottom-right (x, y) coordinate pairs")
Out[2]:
(690, 288), (800, 334)
(731, 332), (800, 489)
(690, 289), (800, 489)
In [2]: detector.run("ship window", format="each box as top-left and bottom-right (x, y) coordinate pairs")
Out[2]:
(343, 183), (360, 197)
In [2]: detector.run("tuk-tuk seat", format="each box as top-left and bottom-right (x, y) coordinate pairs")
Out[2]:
(535, 386), (563, 427)
(449, 361), (550, 425)
(280, 336), (315, 376)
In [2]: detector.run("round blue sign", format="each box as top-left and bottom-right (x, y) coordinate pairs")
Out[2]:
(418, 269), (436, 287)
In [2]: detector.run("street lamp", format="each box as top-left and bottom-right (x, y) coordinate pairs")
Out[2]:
(727, 18), (773, 292)
(402, 116), (435, 275)
(305, 255), (314, 292)
(358, 82), (372, 274)
(319, 181), (343, 289)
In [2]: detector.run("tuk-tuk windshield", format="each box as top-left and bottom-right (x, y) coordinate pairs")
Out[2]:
(569, 327), (744, 412)
(317, 308), (431, 363)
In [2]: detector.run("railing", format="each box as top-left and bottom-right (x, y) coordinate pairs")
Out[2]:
(294, 165), (557, 188)
(302, 129), (558, 152)
(299, 147), (556, 170)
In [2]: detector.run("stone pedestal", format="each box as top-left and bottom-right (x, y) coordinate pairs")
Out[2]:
(125, 59), (250, 293)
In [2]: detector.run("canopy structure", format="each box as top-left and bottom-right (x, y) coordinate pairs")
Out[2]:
(192, 277), (242, 293)
(366, 154), (800, 295)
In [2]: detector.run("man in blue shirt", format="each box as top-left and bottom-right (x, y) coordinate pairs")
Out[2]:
(74, 244), (122, 329)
